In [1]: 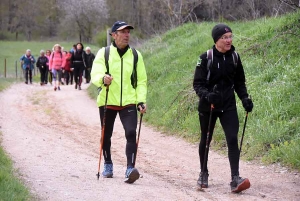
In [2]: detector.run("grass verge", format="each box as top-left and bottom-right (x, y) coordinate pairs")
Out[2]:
(0, 78), (31, 200)
(0, 136), (31, 200)
(139, 12), (300, 169)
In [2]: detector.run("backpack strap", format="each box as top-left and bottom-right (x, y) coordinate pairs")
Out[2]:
(104, 46), (110, 74)
(103, 46), (139, 88)
(206, 49), (238, 82)
(131, 47), (138, 89)
(51, 52), (63, 59)
(206, 49), (213, 81)
(232, 51), (238, 68)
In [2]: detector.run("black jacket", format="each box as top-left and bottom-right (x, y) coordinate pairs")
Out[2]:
(85, 53), (95, 68)
(36, 56), (48, 68)
(71, 50), (87, 68)
(193, 45), (249, 112)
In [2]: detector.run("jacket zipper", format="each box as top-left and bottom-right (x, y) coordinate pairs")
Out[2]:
(120, 58), (123, 106)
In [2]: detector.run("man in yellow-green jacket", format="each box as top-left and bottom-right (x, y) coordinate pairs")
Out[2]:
(91, 21), (147, 184)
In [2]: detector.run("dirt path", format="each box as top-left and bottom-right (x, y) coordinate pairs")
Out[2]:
(0, 83), (299, 201)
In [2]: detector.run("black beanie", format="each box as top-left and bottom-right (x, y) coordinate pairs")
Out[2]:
(211, 24), (232, 43)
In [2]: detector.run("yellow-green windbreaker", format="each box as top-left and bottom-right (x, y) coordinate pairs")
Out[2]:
(91, 44), (147, 107)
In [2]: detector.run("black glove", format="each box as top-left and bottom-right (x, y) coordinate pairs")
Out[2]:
(206, 92), (221, 105)
(242, 97), (253, 112)
(137, 102), (145, 111)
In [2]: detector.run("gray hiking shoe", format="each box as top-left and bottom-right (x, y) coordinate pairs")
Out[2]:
(197, 171), (209, 188)
(124, 167), (140, 184)
(230, 175), (250, 193)
(102, 163), (113, 178)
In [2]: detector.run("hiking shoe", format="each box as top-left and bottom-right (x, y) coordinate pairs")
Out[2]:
(124, 167), (140, 184)
(102, 163), (113, 178)
(58, 86), (61, 90)
(197, 171), (209, 188)
(54, 87), (57, 91)
(230, 175), (250, 193)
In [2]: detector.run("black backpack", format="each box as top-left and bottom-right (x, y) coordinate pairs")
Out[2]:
(206, 49), (238, 81)
(104, 46), (138, 89)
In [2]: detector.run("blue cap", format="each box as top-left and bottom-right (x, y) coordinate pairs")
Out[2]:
(111, 21), (134, 34)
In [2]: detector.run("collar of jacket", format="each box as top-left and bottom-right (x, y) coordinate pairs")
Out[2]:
(113, 41), (130, 57)
(212, 45), (236, 57)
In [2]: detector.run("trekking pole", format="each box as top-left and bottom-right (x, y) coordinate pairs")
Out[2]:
(97, 86), (109, 180)
(133, 113), (143, 167)
(239, 112), (248, 153)
(200, 104), (214, 189)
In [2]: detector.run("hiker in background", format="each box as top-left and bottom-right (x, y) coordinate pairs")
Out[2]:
(45, 50), (52, 85)
(20, 49), (36, 84)
(64, 51), (73, 85)
(70, 44), (76, 53)
(36, 50), (49, 85)
(84, 46), (95, 84)
(193, 24), (253, 193)
(49, 44), (66, 91)
(71, 42), (86, 90)
(91, 21), (147, 184)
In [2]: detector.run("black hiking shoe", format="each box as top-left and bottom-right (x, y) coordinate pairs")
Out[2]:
(197, 171), (209, 188)
(124, 167), (140, 184)
(230, 175), (250, 193)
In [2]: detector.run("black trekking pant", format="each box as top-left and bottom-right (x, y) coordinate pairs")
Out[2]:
(85, 68), (91, 83)
(24, 68), (32, 83)
(39, 66), (47, 84)
(198, 109), (240, 177)
(64, 71), (70, 85)
(99, 105), (137, 167)
(73, 63), (84, 86)
(44, 67), (49, 84)
(48, 70), (53, 84)
(69, 71), (74, 84)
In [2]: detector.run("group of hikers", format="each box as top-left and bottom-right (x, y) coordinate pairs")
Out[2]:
(20, 43), (95, 91)
(22, 20), (254, 194)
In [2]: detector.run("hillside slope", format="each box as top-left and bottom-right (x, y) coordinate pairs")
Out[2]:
(140, 12), (300, 169)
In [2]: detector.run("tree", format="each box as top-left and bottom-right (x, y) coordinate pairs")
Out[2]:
(59, 0), (107, 43)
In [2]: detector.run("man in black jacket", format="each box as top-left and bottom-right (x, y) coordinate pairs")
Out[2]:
(84, 46), (95, 84)
(36, 50), (49, 85)
(193, 24), (253, 193)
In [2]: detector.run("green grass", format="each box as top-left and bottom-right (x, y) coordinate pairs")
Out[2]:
(0, 139), (31, 200)
(0, 79), (31, 200)
(136, 12), (300, 169)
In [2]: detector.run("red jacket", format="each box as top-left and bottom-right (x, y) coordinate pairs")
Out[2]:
(64, 52), (72, 71)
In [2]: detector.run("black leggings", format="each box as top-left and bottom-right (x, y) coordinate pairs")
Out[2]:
(99, 105), (137, 167)
(73, 65), (84, 86)
(198, 109), (240, 177)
